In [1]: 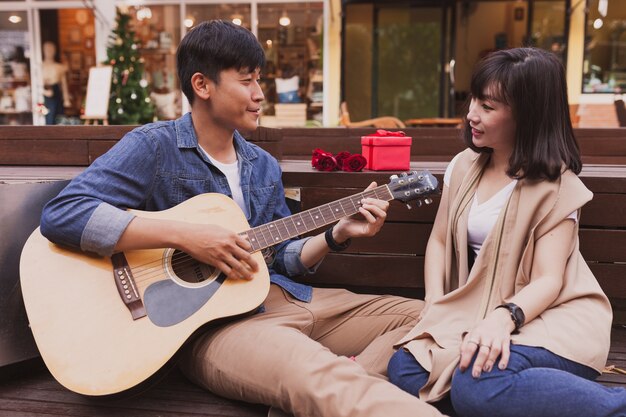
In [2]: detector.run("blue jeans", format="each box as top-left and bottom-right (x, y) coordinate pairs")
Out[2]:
(388, 344), (626, 417)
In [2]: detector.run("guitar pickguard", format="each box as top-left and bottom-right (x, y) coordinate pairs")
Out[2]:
(143, 273), (226, 327)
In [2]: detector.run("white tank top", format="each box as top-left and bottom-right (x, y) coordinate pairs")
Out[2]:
(444, 154), (576, 257)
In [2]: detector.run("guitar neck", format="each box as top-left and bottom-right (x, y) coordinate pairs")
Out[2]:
(240, 185), (393, 253)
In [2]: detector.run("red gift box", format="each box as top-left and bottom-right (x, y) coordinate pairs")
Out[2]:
(361, 130), (412, 171)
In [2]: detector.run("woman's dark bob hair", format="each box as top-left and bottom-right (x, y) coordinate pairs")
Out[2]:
(463, 47), (581, 181)
(176, 20), (265, 105)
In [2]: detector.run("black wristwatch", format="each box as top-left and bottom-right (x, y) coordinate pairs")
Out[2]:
(325, 225), (351, 252)
(496, 303), (526, 333)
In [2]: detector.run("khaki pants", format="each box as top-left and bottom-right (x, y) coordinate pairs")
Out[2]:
(180, 285), (445, 417)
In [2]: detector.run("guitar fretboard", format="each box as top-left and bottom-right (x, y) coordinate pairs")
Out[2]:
(240, 185), (393, 252)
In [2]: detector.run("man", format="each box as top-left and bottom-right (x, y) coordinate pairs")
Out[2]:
(41, 20), (444, 417)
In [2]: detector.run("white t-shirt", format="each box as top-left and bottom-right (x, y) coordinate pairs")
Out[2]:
(444, 154), (576, 256)
(199, 146), (248, 217)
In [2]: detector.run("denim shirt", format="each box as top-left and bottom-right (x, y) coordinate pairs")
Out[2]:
(40, 113), (314, 302)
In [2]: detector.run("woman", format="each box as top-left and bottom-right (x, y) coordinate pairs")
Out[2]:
(387, 48), (626, 417)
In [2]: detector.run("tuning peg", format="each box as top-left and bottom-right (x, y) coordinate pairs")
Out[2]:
(406, 203), (412, 210)
(424, 198), (433, 205)
(400, 172), (408, 177)
(390, 174), (399, 180)
(416, 200), (423, 207)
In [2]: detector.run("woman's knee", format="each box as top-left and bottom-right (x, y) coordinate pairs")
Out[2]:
(451, 367), (496, 416)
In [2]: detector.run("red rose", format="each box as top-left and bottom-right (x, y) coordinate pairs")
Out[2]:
(335, 151), (351, 170)
(343, 154), (367, 172)
(312, 148), (334, 168)
(314, 154), (338, 171)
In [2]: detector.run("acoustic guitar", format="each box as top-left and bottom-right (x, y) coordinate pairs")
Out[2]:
(20, 171), (438, 396)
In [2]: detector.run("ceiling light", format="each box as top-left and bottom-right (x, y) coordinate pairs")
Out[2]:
(136, 7), (152, 21)
(279, 11), (291, 27)
(8, 15), (22, 24)
(184, 18), (194, 28)
(593, 18), (603, 29)
(231, 14), (243, 26)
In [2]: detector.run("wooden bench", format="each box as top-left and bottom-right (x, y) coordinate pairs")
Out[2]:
(0, 125), (624, 416)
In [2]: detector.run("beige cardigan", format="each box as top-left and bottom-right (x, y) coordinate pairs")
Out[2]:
(396, 149), (612, 402)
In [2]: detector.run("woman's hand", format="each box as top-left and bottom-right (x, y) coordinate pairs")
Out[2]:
(459, 308), (516, 378)
(332, 182), (389, 242)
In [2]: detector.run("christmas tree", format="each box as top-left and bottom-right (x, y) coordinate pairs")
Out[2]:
(106, 8), (154, 124)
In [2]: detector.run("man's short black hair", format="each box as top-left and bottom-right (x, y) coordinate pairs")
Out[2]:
(176, 20), (265, 105)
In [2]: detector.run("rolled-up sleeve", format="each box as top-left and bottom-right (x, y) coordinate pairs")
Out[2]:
(281, 237), (323, 276)
(40, 129), (157, 255)
(80, 203), (136, 256)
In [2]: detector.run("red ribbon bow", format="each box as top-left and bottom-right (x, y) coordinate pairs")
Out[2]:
(372, 129), (406, 137)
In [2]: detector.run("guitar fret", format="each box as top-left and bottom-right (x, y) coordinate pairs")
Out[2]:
(259, 224), (273, 247)
(276, 218), (291, 240)
(318, 204), (331, 223)
(339, 198), (353, 216)
(287, 218), (299, 238)
(242, 230), (259, 252)
(292, 214), (306, 235)
(257, 226), (270, 247)
(309, 208), (323, 228)
(266, 222), (281, 243)
(330, 200), (347, 217)
(349, 196), (360, 213)
(318, 206), (328, 223)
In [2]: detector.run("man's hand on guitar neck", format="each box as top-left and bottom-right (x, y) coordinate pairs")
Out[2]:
(115, 217), (259, 281)
(333, 181), (389, 243)
(299, 182), (390, 268)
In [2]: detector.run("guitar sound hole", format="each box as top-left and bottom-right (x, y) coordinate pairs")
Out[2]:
(170, 250), (218, 284)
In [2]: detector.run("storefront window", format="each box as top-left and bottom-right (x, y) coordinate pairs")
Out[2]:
(257, 2), (323, 126)
(583, 0), (626, 93)
(127, 5), (182, 120)
(37, 8), (97, 125)
(185, 4), (251, 30)
(0, 10), (31, 124)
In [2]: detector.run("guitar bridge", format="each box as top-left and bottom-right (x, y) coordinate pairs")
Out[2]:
(111, 253), (147, 320)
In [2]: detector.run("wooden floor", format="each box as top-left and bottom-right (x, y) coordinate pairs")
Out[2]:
(0, 361), (268, 417)
(0, 327), (625, 417)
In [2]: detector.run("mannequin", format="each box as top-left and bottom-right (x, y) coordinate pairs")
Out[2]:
(42, 41), (71, 124)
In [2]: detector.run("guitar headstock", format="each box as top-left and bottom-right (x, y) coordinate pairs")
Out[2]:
(387, 170), (439, 208)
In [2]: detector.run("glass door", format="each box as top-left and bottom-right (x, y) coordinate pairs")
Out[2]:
(343, 0), (455, 121)
(376, 2), (456, 119)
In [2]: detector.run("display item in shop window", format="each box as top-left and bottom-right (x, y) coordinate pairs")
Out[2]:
(14, 86), (31, 112)
(0, 92), (13, 111)
(159, 32), (173, 50)
(8, 46), (30, 80)
(150, 91), (178, 120)
(276, 64), (301, 103)
(41, 41), (71, 125)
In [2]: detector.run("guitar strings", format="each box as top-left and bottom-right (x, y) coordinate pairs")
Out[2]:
(125, 186), (399, 285)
